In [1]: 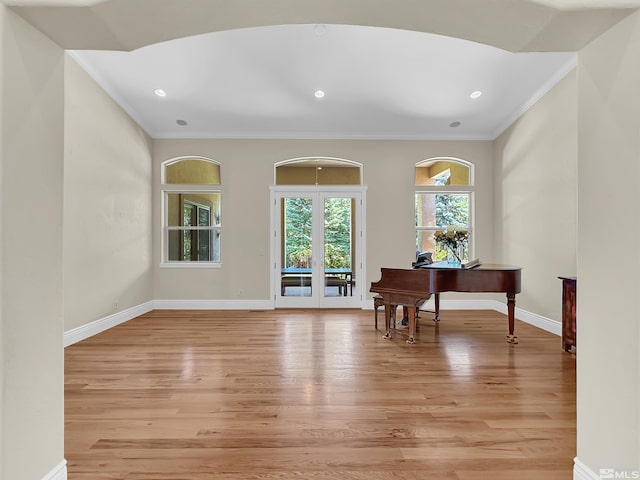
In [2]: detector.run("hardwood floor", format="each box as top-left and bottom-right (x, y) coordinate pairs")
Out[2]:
(64, 309), (576, 479)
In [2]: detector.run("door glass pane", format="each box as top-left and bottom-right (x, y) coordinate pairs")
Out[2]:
(281, 197), (312, 297)
(324, 197), (353, 297)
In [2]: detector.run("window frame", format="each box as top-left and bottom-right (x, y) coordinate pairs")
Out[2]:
(176, 197), (219, 262)
(160, 157), (222, 269)
(415, 159), (474, 262)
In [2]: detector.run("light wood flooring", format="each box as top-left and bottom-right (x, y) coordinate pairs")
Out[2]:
(65, 309), (576, 479)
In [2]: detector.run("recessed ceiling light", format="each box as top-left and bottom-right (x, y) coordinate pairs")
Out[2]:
(314, 24), (327, 36)
(449, 121), (461, 128)
(176, 119), (188, 126)
(470, 90), (482, 99)
(154, 88), (167, 97)
(314, 90), (325, 99)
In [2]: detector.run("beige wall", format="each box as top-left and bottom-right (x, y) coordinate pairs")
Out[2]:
(0, 6), (5, 477)
(578, 10), (640, 473)
(153, 139), (494, 301)
(1, 6), (65, 480)
(0, 5), (4, 474)
(63, 54), (153, 332)
(494, 69), (578, 322)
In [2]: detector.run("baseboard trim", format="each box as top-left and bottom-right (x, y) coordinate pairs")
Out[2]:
(42, 460), (67, 480)
(64, 301), (154, 347)
(574, 458), (600, 480)
(153, 299), (273, 310)
(478, 300), (561, 336)
(65, 298), (560, 347)
(512, 304), (561, 336)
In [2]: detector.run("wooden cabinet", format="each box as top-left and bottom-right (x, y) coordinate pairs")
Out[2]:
(558, 276), (576, 353)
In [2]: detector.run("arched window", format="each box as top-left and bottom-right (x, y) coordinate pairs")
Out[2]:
(161, 157), (221, 265)
(274, 157), (362, 185)
(415, 158), (474, 262)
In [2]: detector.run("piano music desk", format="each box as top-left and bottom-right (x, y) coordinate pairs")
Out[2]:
(370, 262), (522, 344)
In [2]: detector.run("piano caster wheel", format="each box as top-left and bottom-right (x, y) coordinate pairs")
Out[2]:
(506, 334), (518, 344)
(406, 336), (415, 345)
(383, 332), (392, 340)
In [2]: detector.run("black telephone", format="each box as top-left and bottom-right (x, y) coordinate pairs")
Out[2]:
(412, 251), (433, 268)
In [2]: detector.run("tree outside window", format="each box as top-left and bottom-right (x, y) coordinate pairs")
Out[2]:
(415, 159), (473, 262)
(283, 197), (352, 269)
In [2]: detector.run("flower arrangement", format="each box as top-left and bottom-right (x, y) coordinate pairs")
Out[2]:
(434, 226), (469, 263)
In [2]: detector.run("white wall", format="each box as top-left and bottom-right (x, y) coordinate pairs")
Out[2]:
(577, 9), (640, 475)
(1, 6), (65, 480)
(0, 6), (5, 478)
(152, 138), (494, 302)
(494, 69), (578, 322)
(63, 54), (153, 332)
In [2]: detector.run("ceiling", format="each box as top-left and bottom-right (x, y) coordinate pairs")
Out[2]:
(8, 0), (640, 140)
(69, 25), (577, 140)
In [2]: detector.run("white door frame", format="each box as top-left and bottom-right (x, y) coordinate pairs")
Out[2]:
(269, 185), (367, 308)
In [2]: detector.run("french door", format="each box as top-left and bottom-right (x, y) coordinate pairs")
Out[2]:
(271, 186), (365, 308)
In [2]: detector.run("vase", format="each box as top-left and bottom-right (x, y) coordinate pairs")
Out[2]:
(446, 244), (465, 266)
(447, 248), (461, 265)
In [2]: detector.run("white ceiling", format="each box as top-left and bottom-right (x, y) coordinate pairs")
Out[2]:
(8, 0), (640, 140)
(70, 24), (576, 140)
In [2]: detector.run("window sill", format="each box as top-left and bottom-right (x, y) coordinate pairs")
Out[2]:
(160, 262), (222, 269)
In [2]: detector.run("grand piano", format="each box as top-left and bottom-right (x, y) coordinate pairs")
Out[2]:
(370, 261), (522, 344)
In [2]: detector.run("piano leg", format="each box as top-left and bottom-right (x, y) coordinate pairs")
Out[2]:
(434, 293), (440, 322)
(506, 293), (518, 344)
(383, 304), (393, 339)
(406, 305), (417, 344)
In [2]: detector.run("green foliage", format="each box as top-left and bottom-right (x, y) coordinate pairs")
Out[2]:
(433, 245), (448, 262)
(324, 198), (351, 268)
(283, 197), (352, 269)
(435, 194), (468, 227)
(415, 191), (469, 256)
(284, 197), (312, 267)
(324, 243), (350, 268)
(289, 248), (312, 267)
